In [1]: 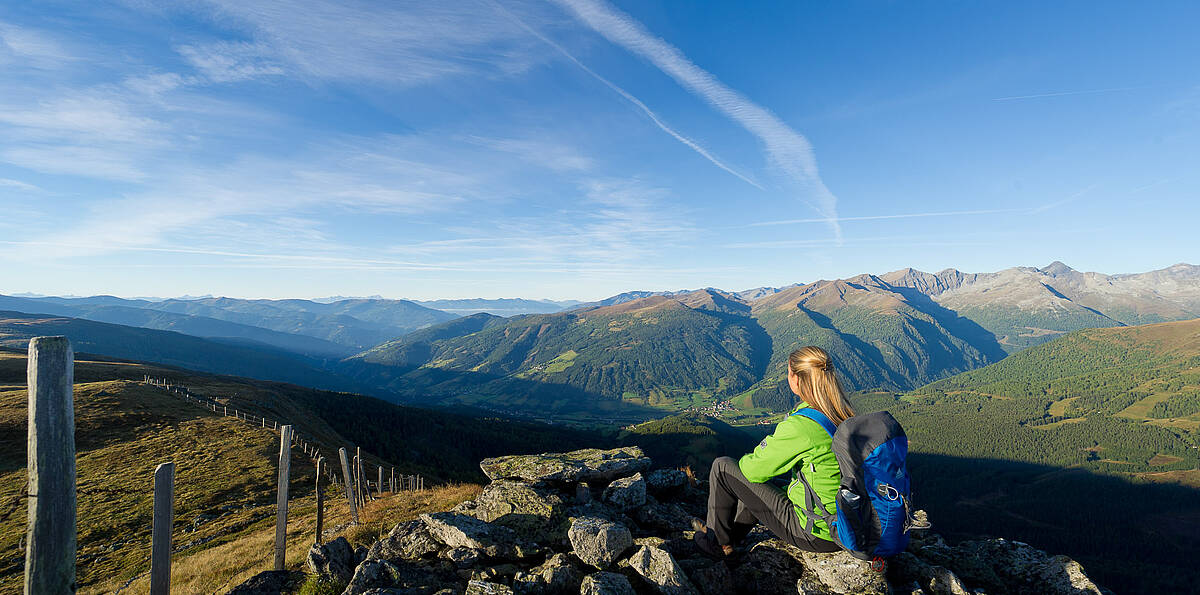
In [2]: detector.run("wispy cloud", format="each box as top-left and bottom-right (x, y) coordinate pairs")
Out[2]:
(0, 177), (39, 192)
(549, 0), (842, 239)
(991, 86), (1143, 102)
(182, 0), (555, 86)
(177, 41), (285, 84)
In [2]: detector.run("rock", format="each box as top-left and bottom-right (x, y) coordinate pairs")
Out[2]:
(420, 512), (538, 560)
(465, 580), (515, 595)
(602, 473), (647, 510)
(474, 480), (566, 541)
(797, 549), (888, 595)
(679, 559), (734, 595)
(307, 537), (357, 584)
(512, 552), (584, 594)
(731, 539), (807, 595)
(645, 469), (687, 496)
(480, 447), (651, 483)
(927, 538), (1102, 595)
(441, 546), (481, 568)
(577, 482), (592, 503)
(927, 566), (970, 595)
(341, 560), (403, 595)
(634, 536), (667, 549)
(580, 571), (636, 595)
(451, 500), (479, 515)
(568, 516), (633, 569)
(227, 570), (300, 594)
(626, 545), (698, 594)
(366, 520), (440, 561)
(632, 502), (692, 532)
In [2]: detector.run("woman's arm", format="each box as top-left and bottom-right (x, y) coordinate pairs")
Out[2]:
(738, 419), (819, 483)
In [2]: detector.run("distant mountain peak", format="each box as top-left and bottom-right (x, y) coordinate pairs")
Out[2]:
(1039, 261), (1077, 276)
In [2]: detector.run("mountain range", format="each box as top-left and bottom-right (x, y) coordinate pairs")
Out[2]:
(355, 262), (1200, 415)
(3, 261), (1197, 419)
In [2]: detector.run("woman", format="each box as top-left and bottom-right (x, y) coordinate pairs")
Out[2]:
(693, 345), (854, 557)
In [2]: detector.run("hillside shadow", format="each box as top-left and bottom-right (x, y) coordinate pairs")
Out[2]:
(902, 452), (1199, 595)
(886, 287), (1008, 362)
(334, 358), (665, 423)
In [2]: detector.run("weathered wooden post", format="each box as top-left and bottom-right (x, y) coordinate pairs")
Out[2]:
(25, 336), (76, 595)
(150, 462), (174, 595)
(314, 457), (324, 545)
(390, 467), (395, 493)
(377, 466), (382, 498)
(337, 448), (359, 523)
(274, 425), (293, 571)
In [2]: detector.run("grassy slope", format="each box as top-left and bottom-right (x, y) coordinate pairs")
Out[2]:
(0, 348), (593, 592)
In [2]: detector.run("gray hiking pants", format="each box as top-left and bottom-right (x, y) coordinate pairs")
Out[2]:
(706, 456), (840, 552)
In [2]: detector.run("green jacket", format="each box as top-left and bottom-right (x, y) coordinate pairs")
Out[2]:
(738, 403), (841, 541)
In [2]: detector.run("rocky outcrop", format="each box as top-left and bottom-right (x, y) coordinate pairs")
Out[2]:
(480, 447), (651, 484)
(305, 447), (1104, 595)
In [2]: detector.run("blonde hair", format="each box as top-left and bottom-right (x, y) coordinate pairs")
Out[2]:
(787, 346), (855, 425)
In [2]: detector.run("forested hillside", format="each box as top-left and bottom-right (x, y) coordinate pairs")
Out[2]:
(854, 318), (1200, 593)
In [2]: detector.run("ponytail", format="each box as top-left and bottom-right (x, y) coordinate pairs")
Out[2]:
(787, 346), (855, 425)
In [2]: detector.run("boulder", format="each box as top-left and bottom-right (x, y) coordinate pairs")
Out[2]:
(473, 479), (566, 540)
(511, 552), (584, 594)
(480, 447), (651, 483)
(580, 571), (636, 595)
(341, 560), (403, 595)
(420, 512), (539, 560)
(626, 545), (698, 595)
(632, 502), (692, 532)
(307, 537), (357, 584)
(917, 538), (1102, 595)
(602, 473), (647, 510)
(465, 580), (515, 595)
(568, 516), (634, 570)
(797, 549), (888, 594)
(645, 469), (687, 496)
(227, 570), (300, 594)
(441, 546), (481, 568)
(366, 520), (440, 561)
(679, 559), (734, 595)
(731, 539), (807, 595)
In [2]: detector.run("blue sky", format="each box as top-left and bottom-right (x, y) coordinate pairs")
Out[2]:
(0, 1), (1196, 300)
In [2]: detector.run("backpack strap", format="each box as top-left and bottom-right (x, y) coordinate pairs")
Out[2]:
(790, 407), (836, 438)
(788, 407), (838, 535)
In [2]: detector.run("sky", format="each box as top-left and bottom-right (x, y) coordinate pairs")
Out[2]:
(0, 1), (1197, 301)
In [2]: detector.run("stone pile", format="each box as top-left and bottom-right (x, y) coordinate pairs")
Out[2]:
(292, 446), (1105, 595)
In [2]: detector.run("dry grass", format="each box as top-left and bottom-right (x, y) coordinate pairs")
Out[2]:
(86, 483), (482, 594)
(0, 350), (477, 594)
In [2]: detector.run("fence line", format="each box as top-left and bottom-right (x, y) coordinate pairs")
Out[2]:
(140, 375), (426, 495)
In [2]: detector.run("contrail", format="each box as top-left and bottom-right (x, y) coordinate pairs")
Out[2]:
(749, 207), (1027, 227)
(485, 0), (762, 189)
(991, 86), (1141, 101)
(547, 0), (843, 241)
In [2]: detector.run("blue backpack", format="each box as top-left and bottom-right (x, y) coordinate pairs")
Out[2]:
(790, 408), (919, 564)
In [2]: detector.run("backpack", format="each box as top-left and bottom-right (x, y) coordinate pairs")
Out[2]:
(790, 407), (920, 564)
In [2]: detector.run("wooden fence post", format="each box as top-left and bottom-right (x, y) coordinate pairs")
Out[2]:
(274, 425), (293, 571)
(354, 447), (363, 505)
(25, 336), (76, 595)
(377, 466), (382, 498)
(390, 468), (395, 493)
(150, 462), (174, 595)
(315, 457), (324, 545)
(337, 448), (359, 523)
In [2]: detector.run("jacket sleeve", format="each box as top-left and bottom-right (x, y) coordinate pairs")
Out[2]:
(738, 418), (819, 483)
